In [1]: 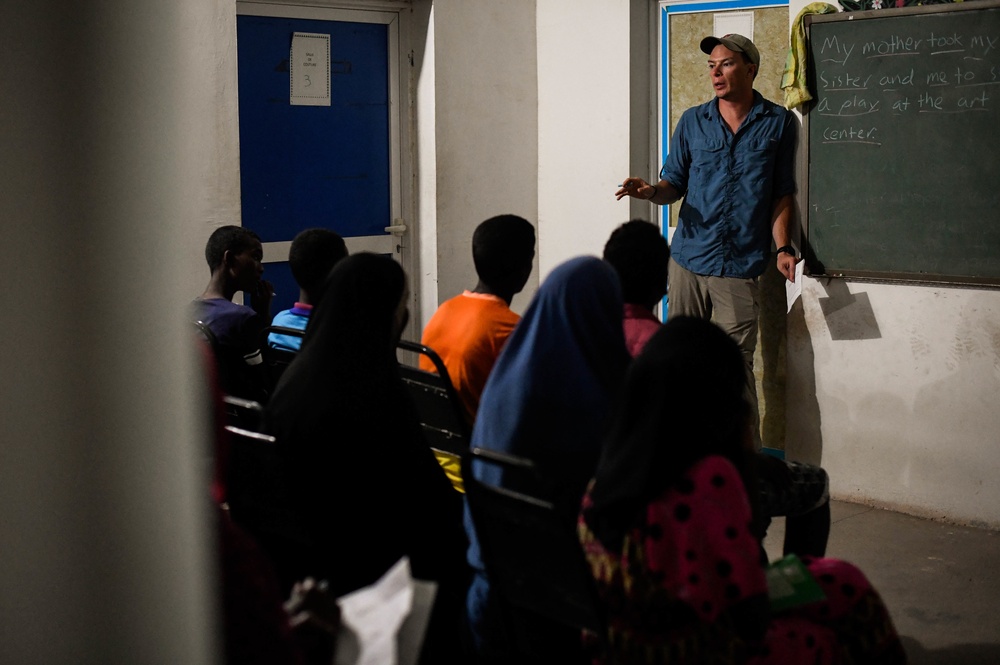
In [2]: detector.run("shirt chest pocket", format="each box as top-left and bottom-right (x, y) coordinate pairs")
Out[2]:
(739, 137), (778, 181)
(690, 139), (725, 173)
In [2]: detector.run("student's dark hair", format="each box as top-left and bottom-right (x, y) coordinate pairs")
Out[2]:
(288, 228), (349, 298)
(583, 316), (757, 550)
(472, 214), (536, 293)
(603, 219), (670, 308)
(205, 225), (261, 271)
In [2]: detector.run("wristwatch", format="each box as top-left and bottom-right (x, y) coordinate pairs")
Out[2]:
(776, 245), (796, 257)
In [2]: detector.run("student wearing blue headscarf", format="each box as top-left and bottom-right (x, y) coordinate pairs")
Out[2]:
(463, 255), (630, 663)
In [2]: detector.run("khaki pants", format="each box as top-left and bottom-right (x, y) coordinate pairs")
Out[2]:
(667, 258), (762, 450)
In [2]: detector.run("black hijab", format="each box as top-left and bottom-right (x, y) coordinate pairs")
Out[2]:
(264, 253), (465, 595)
(582, 316), (759, 552)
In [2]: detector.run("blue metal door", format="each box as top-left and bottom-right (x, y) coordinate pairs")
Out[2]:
(236, 6), (397, 313)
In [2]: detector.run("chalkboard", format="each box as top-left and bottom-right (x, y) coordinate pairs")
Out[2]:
(804, 0), (1000, 285)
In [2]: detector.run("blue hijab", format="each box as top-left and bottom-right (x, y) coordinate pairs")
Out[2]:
(463, 256), (629, 655)
(470, 255), (630, 519)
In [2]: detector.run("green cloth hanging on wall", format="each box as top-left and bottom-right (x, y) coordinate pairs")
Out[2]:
(781, 2), (839, 110)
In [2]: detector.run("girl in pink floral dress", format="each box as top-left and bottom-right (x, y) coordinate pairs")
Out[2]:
(579, 317), (906, 664)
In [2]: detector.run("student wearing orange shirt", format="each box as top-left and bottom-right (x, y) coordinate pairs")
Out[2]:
(419, 214), (535, 424)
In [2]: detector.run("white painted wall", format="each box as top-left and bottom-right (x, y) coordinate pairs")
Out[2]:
(188, 2), (244, 300)
(784, 0), (1000, 528)
(413, 2), (440, 332)
(787, 279), (1000, 526)
(537, 0), (641, 279)
(416, 0), (540, 318)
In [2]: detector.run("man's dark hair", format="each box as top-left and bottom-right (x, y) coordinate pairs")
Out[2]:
(205, 225), (261, 271)
(472, 214), (535, 293)
(289, 228), (349, 296)
(603, 219), (670, 308)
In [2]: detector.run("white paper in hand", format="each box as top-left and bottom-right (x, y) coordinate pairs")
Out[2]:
(786, 260), (804, 313)
(333, 557), (435, 665)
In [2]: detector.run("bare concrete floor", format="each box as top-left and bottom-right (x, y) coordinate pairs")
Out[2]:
(763, 500), (1000, 665)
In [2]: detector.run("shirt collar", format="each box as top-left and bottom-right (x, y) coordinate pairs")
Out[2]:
(703, 90), (767, 122)
(462, 290), (507, 304)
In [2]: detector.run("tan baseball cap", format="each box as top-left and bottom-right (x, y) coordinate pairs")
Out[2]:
(700, 34), (760, 67)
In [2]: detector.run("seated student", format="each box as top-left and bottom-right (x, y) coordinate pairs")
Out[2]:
(579, 317), (908, 665)
(602, 219), (669, 358)
(263, 253), (469, 664)
(193, 225), (273, 401)
(419, 214), (535, 492)
(419, 214), (535, 423)
(602, 220), (831, 560)
(464, 256), (631, 663)
(268, 228), (348, 352)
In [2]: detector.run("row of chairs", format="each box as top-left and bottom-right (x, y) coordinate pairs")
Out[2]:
(196, 318), (472, 465)
(201, 321), (605, 659)
(396, 340), (470, 460)
(393, 341), (607, 655)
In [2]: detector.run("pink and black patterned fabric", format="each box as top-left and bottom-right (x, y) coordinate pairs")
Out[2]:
(579, 455), (907, 664)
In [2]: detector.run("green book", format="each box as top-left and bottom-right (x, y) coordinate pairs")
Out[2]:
(765, 554), (827, 612)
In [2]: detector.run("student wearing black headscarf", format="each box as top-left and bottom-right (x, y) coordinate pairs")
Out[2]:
(262, 252), (469, 661)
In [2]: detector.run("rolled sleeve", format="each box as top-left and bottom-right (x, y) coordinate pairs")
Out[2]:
(659, 110), (695, 194)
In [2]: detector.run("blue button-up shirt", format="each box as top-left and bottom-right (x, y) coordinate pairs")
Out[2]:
(660, 91), (797, 279)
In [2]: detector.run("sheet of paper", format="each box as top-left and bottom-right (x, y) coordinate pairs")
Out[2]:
(333, 557), (437, 665)
(290, 32), (331, 107)
(714, 12), (754, 43)
(397, 579), (437, 665)
(786, 260), (804, 313)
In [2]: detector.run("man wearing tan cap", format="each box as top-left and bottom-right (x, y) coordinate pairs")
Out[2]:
(616, 33), (798, 452)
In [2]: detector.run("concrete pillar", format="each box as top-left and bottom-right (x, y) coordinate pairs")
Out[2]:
(537, 0), (636, 276)
(422, 0), (539, 315)
(0, 3), (221, 662)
